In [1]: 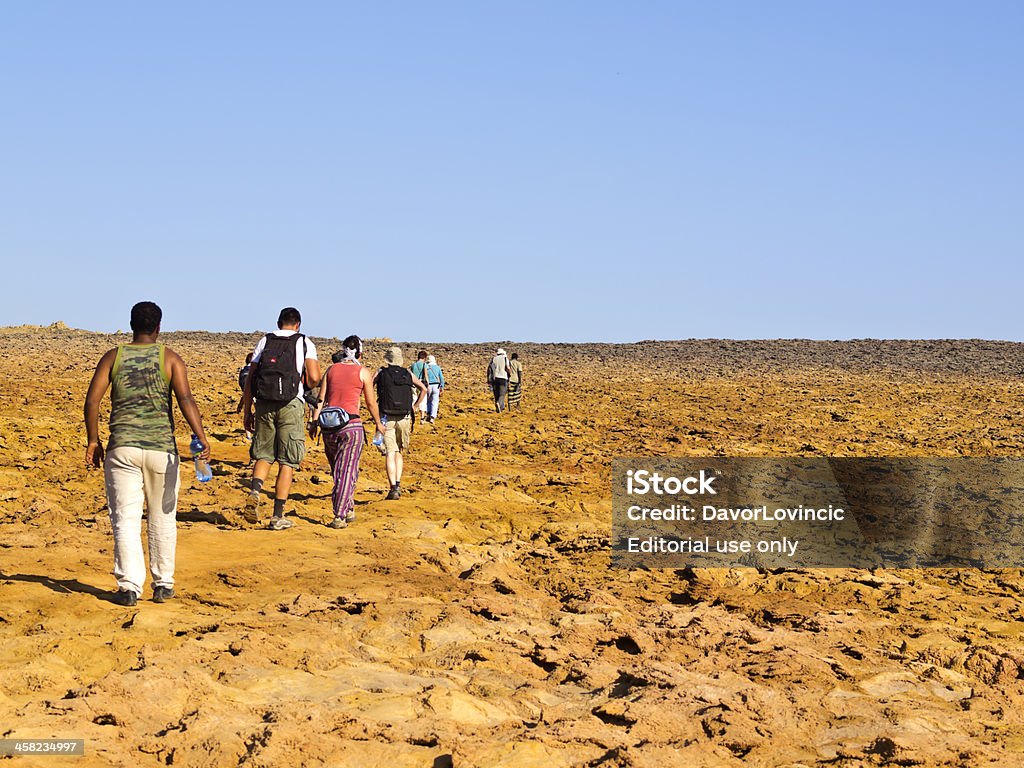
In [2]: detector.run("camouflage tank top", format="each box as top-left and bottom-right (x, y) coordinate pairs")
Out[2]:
(107, 344), (176, 454)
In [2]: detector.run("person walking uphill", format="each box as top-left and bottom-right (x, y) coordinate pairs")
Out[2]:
(487, 348), (511, 412)
(84, 301), (211, 607)
(423, 354), (445, 423)
(507, 352), (524, 410)
(312, 335), (386, 528)
(375, 347), (427, 500)
(241, 307), (321, 530)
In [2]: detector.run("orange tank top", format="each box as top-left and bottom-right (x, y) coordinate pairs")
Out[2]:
(325, 363), (363, 415)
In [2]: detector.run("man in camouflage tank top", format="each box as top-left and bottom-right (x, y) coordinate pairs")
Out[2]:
(84, 302), (211, 607)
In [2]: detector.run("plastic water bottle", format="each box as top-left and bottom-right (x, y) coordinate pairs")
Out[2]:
(373, 416), (386, 455)
(190, 434), (212, 482)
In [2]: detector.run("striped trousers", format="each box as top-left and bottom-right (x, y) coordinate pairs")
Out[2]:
(322, 421), (365, 521)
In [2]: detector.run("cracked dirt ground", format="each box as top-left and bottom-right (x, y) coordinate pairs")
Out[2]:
(2, 327), (1024, 766)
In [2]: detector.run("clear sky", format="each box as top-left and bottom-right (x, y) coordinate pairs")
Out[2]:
(2, 2), (1022, 342)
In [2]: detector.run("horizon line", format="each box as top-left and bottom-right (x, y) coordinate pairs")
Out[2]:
(3, 323), (1024, 346)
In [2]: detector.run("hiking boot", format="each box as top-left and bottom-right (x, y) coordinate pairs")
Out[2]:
(152, 586), (175, 603)
(269, 515), (294, 530)
(385, 487), (401, 501)
(243, 491), (262, 524)
(328, 517), (347, 529)
(112, 589), (138, 607)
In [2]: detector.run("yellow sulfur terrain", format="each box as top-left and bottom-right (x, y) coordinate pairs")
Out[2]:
(2, 328), (1024, 767)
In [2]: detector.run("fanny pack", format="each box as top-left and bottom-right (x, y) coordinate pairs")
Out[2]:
(317, 407), (353, 431)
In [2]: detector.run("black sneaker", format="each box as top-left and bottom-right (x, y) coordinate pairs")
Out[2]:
(385, 487), (401, 501)
(153, 586), (175, 603)
(112, 589), (138, 607)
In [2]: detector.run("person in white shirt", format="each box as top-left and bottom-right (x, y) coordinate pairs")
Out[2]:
(240, 307), (321, 530)
(487, 348), (511, 412)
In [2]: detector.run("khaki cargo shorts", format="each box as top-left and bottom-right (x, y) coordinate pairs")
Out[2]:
(252, 397), (307, 468)
(383, 413), (412, 454)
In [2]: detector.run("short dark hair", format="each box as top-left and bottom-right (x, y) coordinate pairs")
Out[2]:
(277, 307), (301, 328)
(418, 350), (428, 359)
(130, 301), (162, 335)
(511, 352), (518, 360)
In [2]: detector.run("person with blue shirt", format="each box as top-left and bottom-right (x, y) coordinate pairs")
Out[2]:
(423, 355), (445, 423)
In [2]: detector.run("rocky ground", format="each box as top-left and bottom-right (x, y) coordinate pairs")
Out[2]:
(2, 326), (1024, 767)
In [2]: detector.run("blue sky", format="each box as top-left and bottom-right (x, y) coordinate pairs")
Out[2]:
(2, 2), (1022, 342)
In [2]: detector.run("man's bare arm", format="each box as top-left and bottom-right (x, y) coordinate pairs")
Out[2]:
(309, 365), (331, 443)
(166, 349), (210, 459)
(412, 376), (428, 411)
(360, 367), (386, 434)
(305, 357), (322, 389)
(84, 349), (116, 468)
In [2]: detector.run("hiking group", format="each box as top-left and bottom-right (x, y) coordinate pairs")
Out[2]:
(487, 348), (524, 412)
(85, 302), (521, 605)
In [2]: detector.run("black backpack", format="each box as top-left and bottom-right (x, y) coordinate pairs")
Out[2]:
(237, 363), (251, 392)
(251, 334), (305, 403)
(377, 365), (413, 416)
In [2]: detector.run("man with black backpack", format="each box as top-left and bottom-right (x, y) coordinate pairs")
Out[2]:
(240, 307), (321, 529)
(374, 346), (427, 500)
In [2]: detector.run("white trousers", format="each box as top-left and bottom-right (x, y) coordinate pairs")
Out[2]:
(426, 383), (441, 419)
(104, 446), (180, 594)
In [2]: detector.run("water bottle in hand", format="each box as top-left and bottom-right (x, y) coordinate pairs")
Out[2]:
(374, 416), (387, 455)
(190, 434), (212, 482)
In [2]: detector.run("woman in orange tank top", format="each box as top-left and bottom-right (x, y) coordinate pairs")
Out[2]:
(314, 336), (386, 528)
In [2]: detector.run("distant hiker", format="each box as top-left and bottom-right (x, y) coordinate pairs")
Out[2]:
(236, 352), (255, 438)
(311, 335), (386, 528)
(84, 301), (211, 607)
(237, 352), (254, 397)
(423, 354), (445, 423)
(507, 352), (524, 410)
(241, 307), (321, 530)
(410, 350), (429, 420)
(374, 346), (427, 500)
(487, 348), (511, 412)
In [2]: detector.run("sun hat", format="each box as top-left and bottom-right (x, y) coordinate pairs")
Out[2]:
(384, 346), (404, 365)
